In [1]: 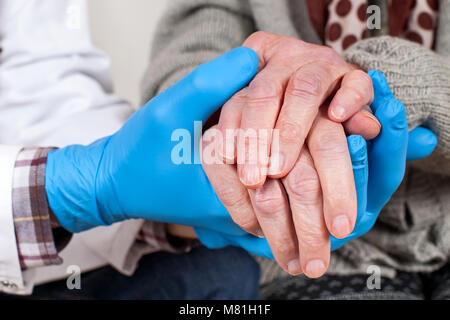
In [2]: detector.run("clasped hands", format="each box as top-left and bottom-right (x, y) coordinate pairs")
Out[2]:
(196, 32), (435, 277)
(46, 32), (437, 279)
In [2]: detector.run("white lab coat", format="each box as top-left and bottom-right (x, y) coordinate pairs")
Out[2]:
(0, 0), (146, 295)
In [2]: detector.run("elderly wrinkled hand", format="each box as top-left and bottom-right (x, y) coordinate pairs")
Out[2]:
(202, 63), (437, 277)
(207, 31), (381, 276)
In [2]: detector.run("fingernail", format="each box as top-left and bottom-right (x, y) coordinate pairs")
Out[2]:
(332, 215), (351, 238)
(361, 110), (381, 129)
(252, 227), (265, 238)
(268, 153), (284, 176)
(331, 105), (346, 121)
(241, 164), (261, 187)
(305, 259), (326, 278)
(287, 259), (302, 275)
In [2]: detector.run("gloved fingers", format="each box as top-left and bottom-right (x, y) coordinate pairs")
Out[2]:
(346, 135), (369, 224)
(149, 47), (259, 125)
(330, 135), (368, 251)
(194, 227), (274, 260)
(367, 70), (395, 113)
(366, 97), (408, 215)
(406, 126), (438, 161)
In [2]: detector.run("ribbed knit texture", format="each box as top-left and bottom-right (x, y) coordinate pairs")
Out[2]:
(344, 36), (450, 175)
(141, 0), (450, 285)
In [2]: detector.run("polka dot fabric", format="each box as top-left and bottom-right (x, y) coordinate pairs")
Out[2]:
(326, 0), (368, 53)
(402, 0), (439, 48)
(324, 0), (438, 55)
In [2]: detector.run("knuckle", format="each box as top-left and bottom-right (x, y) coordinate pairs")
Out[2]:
(275, 239), (297, 257)
(278, 37), (306, 53)
(310, 133), (348, 156)
(216, 185), (248, 210)
(232, 88), (249, 101)
(248, 77), (283, 104)
(290, 71), (323, 100)
(278, 119), (302, 144)
(348, 87), (365, 105)
(347, 70), (373, 101)
(300, 228), (327, 251)
(253, 189), (285, 215)
(231, 212), (259, 233)
(286, 165), (321, 202)
(247, 31), (271, 44)
(352, 69), (370, 82)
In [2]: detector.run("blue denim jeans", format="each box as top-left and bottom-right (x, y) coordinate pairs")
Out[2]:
(7, 246), (260, 300)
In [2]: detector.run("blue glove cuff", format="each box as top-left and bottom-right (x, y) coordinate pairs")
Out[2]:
(45, 138), (110, 232)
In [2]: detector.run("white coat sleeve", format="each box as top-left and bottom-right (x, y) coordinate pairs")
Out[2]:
(0, 0), (145, 294)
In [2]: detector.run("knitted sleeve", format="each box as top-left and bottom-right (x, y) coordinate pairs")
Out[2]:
(141, 0), (254, 102)
(344, 36), (450, 175)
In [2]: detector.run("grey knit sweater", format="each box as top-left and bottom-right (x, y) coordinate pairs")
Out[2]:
(141, 0), (450, 283)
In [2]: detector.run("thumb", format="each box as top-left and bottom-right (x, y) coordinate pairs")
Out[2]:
(406, 127), (438, 161)
(367, 98), (408, 214)
(368, 69), (395, 113)
(147, 47), (259, 128)
(369, 70), (438, 161)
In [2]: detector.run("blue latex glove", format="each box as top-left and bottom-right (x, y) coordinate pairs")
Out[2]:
(46, 47), (261, 234)
(197, 70), (437, 257)
(330, 70), (437, 250)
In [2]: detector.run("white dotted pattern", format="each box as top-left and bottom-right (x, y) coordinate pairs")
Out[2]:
(324, 0), (438, 55)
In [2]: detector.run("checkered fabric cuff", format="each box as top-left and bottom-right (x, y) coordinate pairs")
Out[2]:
(12, 147), (63, 269)
(137, 220), (198, 254)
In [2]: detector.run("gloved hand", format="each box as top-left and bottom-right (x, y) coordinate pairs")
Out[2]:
(196, 70), (437, 257)
(330, 70), (437, 250)
(46, 47), (260, 235)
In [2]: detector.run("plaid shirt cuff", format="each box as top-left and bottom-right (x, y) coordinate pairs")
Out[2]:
(12, 147), (63, 269)
(136, 220), (198, 254)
